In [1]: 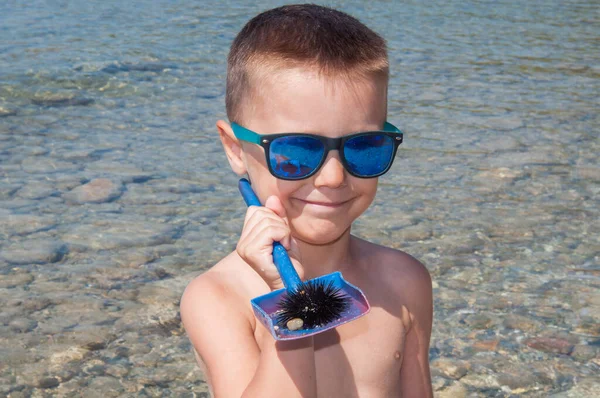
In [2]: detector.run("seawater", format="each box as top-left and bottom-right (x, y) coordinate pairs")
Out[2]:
(1, 0), (598, 396)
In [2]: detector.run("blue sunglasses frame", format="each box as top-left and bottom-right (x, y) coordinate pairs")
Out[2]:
(231, 122), (404, 180)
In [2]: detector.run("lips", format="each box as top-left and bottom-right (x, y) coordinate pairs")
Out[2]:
(294, 198), (353, 208)
(304, 201), (345, 207)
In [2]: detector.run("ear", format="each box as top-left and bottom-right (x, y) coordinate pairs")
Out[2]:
(216, 120), (247, 176)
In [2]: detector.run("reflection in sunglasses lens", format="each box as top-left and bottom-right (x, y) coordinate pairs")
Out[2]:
(345, 134), (394, 176)
(270, 136), (324, 179)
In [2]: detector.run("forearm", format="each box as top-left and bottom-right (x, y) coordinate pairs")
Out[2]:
(241, 337), (317, 398)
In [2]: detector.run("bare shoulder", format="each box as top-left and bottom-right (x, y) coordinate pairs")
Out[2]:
(180, 252), (261, 396)
(353, 236), (431, 289)
(351, 236), (433, 327)
(180, 251), (261, 340)
(182, 252), (249, 316)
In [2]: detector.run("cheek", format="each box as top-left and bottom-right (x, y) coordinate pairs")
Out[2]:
(242, 145), (266, 172)
(355, 179), (379, 203)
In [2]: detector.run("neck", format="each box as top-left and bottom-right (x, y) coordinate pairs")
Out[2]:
(295, 228), (354, 279)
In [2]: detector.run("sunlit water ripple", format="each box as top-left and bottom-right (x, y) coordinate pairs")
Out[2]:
(0, 0), (598, 396)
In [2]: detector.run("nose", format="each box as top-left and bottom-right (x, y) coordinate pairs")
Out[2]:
(314, 151), (345, 188)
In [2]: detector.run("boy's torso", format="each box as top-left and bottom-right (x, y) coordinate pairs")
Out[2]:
(216, 237), (412, 397)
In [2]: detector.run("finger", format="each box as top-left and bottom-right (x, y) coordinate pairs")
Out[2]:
(242, 205), (293, 248)
(238, 219), (291, 262)
(242, 207), (285, 237)
(247, 221), (291, 251)
(264, 195), (287, 220)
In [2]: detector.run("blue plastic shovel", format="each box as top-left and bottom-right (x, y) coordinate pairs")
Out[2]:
(238, 178), (370, 340)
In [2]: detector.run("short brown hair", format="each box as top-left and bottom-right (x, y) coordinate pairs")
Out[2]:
(226, 4), (389, 123)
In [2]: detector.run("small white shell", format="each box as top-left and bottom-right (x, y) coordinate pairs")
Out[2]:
(286, 318), (304, 331)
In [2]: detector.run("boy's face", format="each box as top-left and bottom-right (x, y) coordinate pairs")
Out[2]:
(222, 67), (388, 245)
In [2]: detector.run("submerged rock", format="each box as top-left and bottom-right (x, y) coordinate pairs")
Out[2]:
(4, 214), (58, 236)
(64, 178), (123, 204)
(0, 239), (67, 265)
(525, 337), (574, 355)
(62, 219), (180, 251)
(32, 94), (94, 108)
(0, 106), (17, 117)
(100, 62), (177, 74)
(16, 181), (58, 200)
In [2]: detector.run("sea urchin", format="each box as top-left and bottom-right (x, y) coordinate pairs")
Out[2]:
(275, 279), (351, 329)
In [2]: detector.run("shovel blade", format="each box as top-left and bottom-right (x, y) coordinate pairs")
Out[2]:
(251, 271), (370, 340)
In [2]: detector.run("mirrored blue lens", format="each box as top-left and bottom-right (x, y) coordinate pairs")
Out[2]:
(269, 136), (325, 179)
(344, 134), (394, 176)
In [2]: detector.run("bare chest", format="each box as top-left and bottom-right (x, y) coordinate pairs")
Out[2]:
(313, 306), (407, 397)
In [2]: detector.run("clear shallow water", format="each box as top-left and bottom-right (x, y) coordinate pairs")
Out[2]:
(1, 0), (598, 396)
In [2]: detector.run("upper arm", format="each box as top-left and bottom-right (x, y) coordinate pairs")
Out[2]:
(397, 255), (433, 397)
(180, 274), (260, 397)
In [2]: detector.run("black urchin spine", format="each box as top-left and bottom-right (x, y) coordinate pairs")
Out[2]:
(276, 280), (351, 329)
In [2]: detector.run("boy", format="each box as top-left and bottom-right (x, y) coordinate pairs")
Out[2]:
(181, 4), (433, 397)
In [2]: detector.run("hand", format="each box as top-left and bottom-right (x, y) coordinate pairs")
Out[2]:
(236, 196), (303, 290)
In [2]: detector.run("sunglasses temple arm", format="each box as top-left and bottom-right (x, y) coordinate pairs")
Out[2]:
(238, 178), (304, 291)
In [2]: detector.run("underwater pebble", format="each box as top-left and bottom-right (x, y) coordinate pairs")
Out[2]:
(3, 214), (57, 236)
(16, 181), (58, 199)
(435, 381), (468, 398)
(49, 346), (89, 367)
(472, 167), (522, 184)
(19, 296), (52, 312)
(486, 116), (524, 131)
(62, 219), (180, 251)
(119, 184), (181, 205)
(394, 223), (432, 241)
(431, 358), (469, 380)
(502, 314), (543, 333)
(495, 366), (542, 391)
(146, 178), (212, 194)
(35, 376), (60, 389)
(21, 157), (79, 174)
(85, 376), (125, 396)
(476, 135), (521, 152)
(525, 337), (574, 355)
(459, 373), (500, 389)
(84, 160), (154, 183)
(573, 166), (600, 182)
(0, 271), (34, 288)
(463, 313), (492, 329)
(470, 338), (500, 352)
(570, 344), (598, 362)
(64, 178), (123, 203)
(431, 375), (450, 391)
(549, 377), (600, 397)
(0, 183), (21, 199)
(1, 239), (67, 265)
(31, 91), (94, 108)
(136, 284), (181, 305)
(9, 318), (38, 333)
(0, 106), (17, 117)
(417, 91), (446, 102)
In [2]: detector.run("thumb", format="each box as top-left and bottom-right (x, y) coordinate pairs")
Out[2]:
(264, 195), (287, 219)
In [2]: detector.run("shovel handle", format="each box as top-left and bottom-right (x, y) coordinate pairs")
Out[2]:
(238, 178), (303, 291)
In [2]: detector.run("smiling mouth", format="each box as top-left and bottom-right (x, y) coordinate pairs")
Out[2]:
(295, 198), (353, 208)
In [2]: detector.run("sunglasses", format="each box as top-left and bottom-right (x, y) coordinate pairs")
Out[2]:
(231, 122), (404, 180)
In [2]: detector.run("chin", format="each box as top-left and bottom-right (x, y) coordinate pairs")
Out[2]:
(292, 220), (351, 246)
